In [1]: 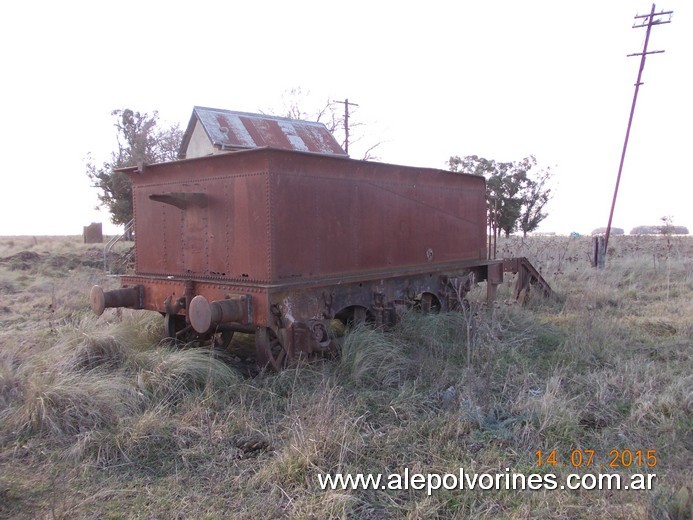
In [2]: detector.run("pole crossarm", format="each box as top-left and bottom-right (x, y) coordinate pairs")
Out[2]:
(633, 8), (672, 27)
(627, 50), (665, 57)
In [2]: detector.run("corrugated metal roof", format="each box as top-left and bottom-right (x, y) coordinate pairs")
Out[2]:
(179, 106), (347, 158)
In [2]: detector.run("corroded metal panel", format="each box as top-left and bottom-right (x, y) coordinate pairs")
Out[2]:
(266, 151), (487, 281)
(129, 152), (272, 283)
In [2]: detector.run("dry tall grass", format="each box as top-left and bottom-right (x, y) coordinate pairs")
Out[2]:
(0, 235), (691, 519)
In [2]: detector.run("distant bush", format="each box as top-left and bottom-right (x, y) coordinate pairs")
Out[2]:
(591, 227), (623, 236)
(630, 225), (689, 235)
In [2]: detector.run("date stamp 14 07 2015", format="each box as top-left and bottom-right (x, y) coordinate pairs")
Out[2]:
(535, 449), (658, 469)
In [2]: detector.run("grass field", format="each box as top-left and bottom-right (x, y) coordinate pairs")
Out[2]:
(0, 235), (691, 519)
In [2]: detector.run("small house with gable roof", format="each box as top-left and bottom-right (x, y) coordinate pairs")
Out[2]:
(178, 106), (346, 160)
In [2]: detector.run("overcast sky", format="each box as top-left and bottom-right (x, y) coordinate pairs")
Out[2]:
(1, 1), (690, 236)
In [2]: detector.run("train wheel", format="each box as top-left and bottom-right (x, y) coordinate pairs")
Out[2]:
(255, 327), (287, 371)
(413, 292), (442, 313)
(164, 313), (195, 343)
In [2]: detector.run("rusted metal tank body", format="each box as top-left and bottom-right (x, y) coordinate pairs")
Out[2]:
(130, 148), (487, 282)
(93, 148), (503, 369)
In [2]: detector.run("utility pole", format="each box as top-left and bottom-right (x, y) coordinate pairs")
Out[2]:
(336, 98), (359, 155)
(603, 3), (672, 260)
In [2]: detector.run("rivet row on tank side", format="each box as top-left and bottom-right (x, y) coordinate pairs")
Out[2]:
(141, 171), (265, 189)
(225, 178), (230, 278)
(133, 192), (139, 272)
(203, 196), (209, 275)
(161, 200), (167, 270)
(266, 170), (273, 281)
(120, 277), (267, 294)
(179, 200), (184, 269)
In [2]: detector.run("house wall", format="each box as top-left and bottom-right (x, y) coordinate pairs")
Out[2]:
(184, 120), (217, 159)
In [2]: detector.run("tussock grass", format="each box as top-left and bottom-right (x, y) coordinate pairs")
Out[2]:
(394, 310), (471, 365)
(136, 348), (241, 406)
(5, 370), (142, 438)
(337, 323), (411, 387)
(0, 307), (241, 449)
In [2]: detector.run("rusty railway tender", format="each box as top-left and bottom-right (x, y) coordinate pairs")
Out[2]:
(90, 147), (549, 370)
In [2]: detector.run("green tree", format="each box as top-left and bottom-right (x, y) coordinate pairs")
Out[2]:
(87, 109), (182, 228)
(447, 154), (552, 239)
(517, 157), (552, 238)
